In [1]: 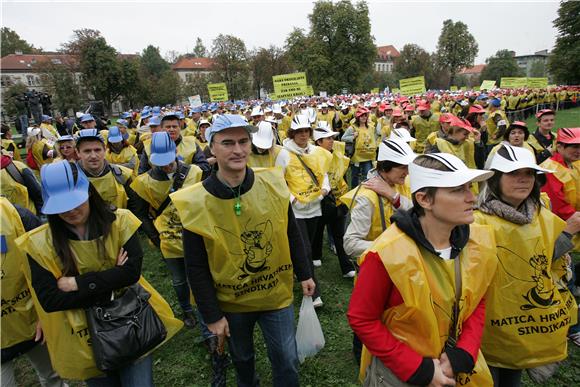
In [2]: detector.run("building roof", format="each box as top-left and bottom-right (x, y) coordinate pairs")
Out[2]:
(172, 57), (215, 71)
(459, 64), (486, 75)
(376, 45), (400, 60)
(0, 53), (78, 71)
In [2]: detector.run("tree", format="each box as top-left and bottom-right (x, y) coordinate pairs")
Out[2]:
(193, 37), (208, 57)
(1, 28), (37, 57)
(479, 49), (524, 84)
(61, 29), (102, 56)
(249, 46), (293, 98)
(182, 73), (213, 101)
(38, 61), (82, 116)
(436, 19), (478, 86)
(529, 60), (547, 78)
(141, 45), (170, 78)
(1, 83), (28, 119)
(164, 50), (181, 64)
(548, 1), (580, 84)
(211, 34), (250, 99)
(286, 0), (375, 93)
(394, 44), (431, 79)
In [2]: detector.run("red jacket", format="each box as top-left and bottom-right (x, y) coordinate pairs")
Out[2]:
(347, 252), (485, 383)
(541, 152), (576, 220)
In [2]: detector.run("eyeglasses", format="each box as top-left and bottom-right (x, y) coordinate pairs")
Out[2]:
(59, 145), (74, 150)
(215, 138), (251, 148)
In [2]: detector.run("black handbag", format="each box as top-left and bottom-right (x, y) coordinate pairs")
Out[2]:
(85, 283), (167, 371)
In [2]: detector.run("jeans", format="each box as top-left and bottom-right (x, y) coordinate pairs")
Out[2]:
(489, 366), (522, 387)
(225, 305), (299, 387)
(296, 217), (321, 299)
(85, 355), (153, 387)
(164, 258), (193, 313)
(350, 160), (372, 188)
(17, 114), (29, 136)
(567, 266), (580, 335)
(1, 344), (64, 387)
(312, 206), (355, 275)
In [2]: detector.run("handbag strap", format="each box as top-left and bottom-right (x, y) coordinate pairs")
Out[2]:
(155, 162), (190, 217)
(296, 154), (319, 187)
(448, 256), (462, 347)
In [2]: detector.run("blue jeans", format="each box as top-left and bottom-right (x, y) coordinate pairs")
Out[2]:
(225, 305), (299, 387)
(164, 258), (193, 313)
(350, 160), (373, 188)
(18, 115), (29, 136)
(85, 355), (153, 387)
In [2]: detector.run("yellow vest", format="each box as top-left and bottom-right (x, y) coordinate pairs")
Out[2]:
(284, 147), (332, 203)
(16, 209), (182, 380)
(248, 145), (282, 169)
(327, 142), (350, 204)
(359, 224), (497, 385)
(411, 114), (440, 153)
(317, 111), (334, 126)
(176, 136), (198, 164)
(171, 168), (295, 313)
(435, 138), (476, 169)
(540, 158), (579, 211)
(87, 164), (133, 208)
(474, 208), (575, 368)
(340, 183), (410, 246)
(1, 198), (37, 349)
(105, 145), (139, 176)
(130, 164), (202, 258)
(339, 110), (354, 130)
(31, 139), (53, 170)
(351, 123), (377, 163)
(1, 139), (21, 161)
(0, 160), (36, 214)
(377, 117), (391, 140)
(485, 110), (509, 146)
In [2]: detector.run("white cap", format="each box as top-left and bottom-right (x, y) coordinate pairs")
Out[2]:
(290, 114), (311, 130)
(313, 121), (339, 142)
(389, 128), (416, 143)
(199, 119), (211, 127)
(251, 106), (263, 117)
(487, 144), (553, 174)
(272, 104), (282, 114)
(320, 103), (328, 109)
(252, 121), (274, 149)
(264, 107), (272, 114)
(377, 138), (416, 165)
(27, 127), (41, 137)
(409, 153), (494, 193)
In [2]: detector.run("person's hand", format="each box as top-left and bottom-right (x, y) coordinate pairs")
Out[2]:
(321, 189), (329, 196)
(57, 276), (78, 292)
(439, 352), (455, 379)
(116, 248), (128, 266)
(564, 212), (580, 235)
(34, 321), (45, 344)
(301, 279), (316, 296)
(207, 157), (217, 165)
(207, 317), (230, 350)
(353, 131), (359, 139)
(472, 129), (481, 143)
(428, 359), (456, 387)
(362, 176), (396, 200)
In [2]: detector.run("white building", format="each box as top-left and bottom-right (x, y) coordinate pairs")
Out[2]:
(375, 45), (400, 73)
(172, 57), (215, 82)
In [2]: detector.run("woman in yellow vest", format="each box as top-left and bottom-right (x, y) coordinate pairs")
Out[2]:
(16, 161), (182, 384)
(310, 121), (356, 278)
(54, 135), (78, 162)
(105, 126), (140, 176)
(475, 144), (579, 386)
(1, 198), (65, 387)
(276, 114), (332, 307)
(116, 119), (136, 146)
(1, 123), (22, 161)
(341, 107), (377, 187)
(341, 138), (416, 260)
(25, 127), (54, 175)
(248, 121), (281, 168)
(487, 121), (537, 161)
(348, 152), (497, 386)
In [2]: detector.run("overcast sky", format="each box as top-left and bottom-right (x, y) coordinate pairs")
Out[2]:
(3, 1), (560, 64)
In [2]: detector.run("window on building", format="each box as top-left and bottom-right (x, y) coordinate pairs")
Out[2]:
(185, 73), (193, 82)
(26, 75), (35, 86)
(1, 76), (12, 87)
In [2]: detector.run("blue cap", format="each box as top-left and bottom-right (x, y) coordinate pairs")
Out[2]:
(40, 161), (89, 215)
(192, 106), (202, 114)
(117, 119), (129, 127)
(476, 94), (488, 101)
(176, 111), (185, 120)
(490, 98), (501, 107)
(152, 106), (162, 114)
(201, 104), (209, 112)
(77, 128), (104, 143)
(80, 114), (95, 123)
(206, 114), (258, 144)
(107, 126), (123, 143)
(149, 116), (162, 126)
(141, 111), (152, 120)
(56, 135), (74, 142)
(229, 105), (237, 111)
(121, 112), (131, 119)
(150, 132), (176, 167)
(162, 111), (180, 120)
(41, 114), (52, 122)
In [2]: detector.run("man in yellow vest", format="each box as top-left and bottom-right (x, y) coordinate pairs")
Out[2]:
(410, 101), (440, 153)
(529, 109), (557, 163)
(171, 114), (315, 387)
(0, 152), (43, 214)
(75, 129), (136, 210)
(485, 98), (509, 153)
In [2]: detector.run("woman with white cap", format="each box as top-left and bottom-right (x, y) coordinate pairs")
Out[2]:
(311, 121), (356, 278)
(105, 126), (140, 176)
(25, 126), (54, 175)
(341, 138), (416, 260)
(247, 121), (281, 168)
(16, 160), (182, 385)
(275, 114), (332, 307)
(348, 152), (498, 386)
(54, 135), (78, 162)
(474, 144), (580, 386)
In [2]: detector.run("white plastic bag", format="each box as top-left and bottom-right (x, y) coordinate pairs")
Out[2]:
(295, 296), (325, 363)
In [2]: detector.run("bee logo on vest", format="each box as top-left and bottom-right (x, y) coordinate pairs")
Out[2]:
(497, 245), (559, 310)
(216, 219), (273, 280)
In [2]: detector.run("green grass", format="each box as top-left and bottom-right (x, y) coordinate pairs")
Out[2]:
(12, 238), (580, 386)
(523, 106), (580, 131)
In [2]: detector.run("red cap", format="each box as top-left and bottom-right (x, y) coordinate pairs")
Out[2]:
(404, 105), (415, 112)
(391, 108), (404, 117)
(449, 116), (475, 132)
(557, 128), (580, 144)
(439, 113), (453, 123)
(417, 102), (431, 111)
(355, 107), (370, 118)
(468, 105), (486, 114)
(536, 109), (555, 119)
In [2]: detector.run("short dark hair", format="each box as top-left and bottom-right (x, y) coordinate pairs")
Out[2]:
(161, 116), (180, 127)
(76, 137), (105, 150)
(287, 128), (312, 140)
(411, 155), (453, 217)
(376, 160), (404, 173)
